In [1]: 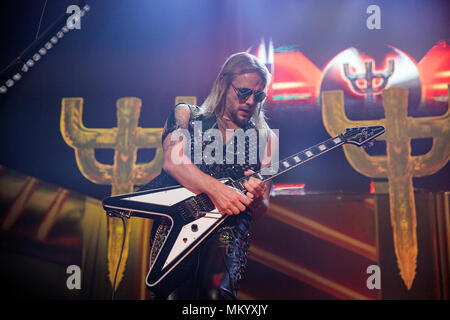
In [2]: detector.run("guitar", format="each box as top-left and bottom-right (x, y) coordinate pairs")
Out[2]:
(102, 125), (385, 289)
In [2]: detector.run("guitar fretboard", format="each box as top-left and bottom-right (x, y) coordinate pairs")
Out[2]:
(231, 134), (346, 192)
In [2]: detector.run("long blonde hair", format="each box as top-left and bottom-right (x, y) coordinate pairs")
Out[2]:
(200, 52), (271, 131)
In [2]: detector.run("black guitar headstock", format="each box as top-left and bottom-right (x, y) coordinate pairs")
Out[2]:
(343, 126), (385, 147)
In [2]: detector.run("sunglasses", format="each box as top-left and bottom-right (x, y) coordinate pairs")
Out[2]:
(231, 84), (266, 103)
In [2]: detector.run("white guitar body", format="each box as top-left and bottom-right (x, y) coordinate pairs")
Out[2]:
(103, 178), (231, 288)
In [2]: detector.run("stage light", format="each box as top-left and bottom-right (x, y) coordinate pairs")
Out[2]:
(32, 53), (41, 62)
(272, 82), (307, 90)
(0, 3), (90, 95)
(270, 183), (306, 196)
(26, 59), (35, 68)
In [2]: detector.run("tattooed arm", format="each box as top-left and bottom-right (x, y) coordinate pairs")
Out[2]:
(162, 104), (252, 215)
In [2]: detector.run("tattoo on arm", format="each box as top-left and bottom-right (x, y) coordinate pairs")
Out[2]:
(162, 104), (190, 141)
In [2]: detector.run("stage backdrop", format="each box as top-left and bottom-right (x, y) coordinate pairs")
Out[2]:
(0, 0), (448, 299)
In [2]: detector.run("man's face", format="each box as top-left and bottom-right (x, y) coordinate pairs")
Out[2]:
(223, 72), (265, 127)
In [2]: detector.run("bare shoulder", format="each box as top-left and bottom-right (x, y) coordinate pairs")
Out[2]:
(162, 103), (193, 149)
(173, 103), (191, 127)
(174, 103), (191, 115)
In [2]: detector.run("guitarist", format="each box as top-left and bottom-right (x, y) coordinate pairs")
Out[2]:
(141, 52), (278, 300)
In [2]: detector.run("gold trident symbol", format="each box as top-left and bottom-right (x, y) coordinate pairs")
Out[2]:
(60, 97), (164, 290)
(321, 86), (450, 290)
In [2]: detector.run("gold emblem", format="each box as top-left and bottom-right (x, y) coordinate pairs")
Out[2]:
(61, 97), (164, 291)
(321, 86), (450, 289)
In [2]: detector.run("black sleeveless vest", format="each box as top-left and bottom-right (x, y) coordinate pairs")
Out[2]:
(144, 105), (263, 275)
(139, 105), (264, 191)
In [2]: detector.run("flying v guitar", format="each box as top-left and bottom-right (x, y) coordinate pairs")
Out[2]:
(102, 125), (385, 290)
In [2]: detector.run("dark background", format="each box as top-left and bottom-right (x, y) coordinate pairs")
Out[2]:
(0, 0), (448, 200)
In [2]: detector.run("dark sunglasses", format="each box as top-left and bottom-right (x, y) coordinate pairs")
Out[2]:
(231, 84), (266, 103)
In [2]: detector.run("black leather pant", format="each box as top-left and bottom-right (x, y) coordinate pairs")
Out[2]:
(151, 214), (251, 300)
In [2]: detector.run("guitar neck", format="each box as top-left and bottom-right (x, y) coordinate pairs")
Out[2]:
(231, 134), (346, 191)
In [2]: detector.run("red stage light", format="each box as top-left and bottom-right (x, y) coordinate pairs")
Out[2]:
(418, 40), (450, 115)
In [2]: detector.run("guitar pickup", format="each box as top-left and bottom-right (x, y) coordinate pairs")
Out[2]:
(177, 196), (212, 221)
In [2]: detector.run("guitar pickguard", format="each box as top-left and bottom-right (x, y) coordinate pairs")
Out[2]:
(164, 210), (222, 269)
